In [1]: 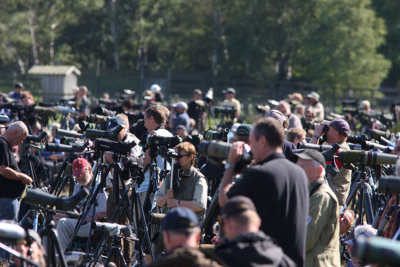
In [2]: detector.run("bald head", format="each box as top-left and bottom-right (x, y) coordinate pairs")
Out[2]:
(3, 121), (28, 146)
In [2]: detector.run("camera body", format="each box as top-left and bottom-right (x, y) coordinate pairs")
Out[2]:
(146, 135), (182, 148)
(214, 106), (236, 118)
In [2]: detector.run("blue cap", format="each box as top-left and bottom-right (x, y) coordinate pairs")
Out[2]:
(162, 207), (199, 231)
(106, 116), (125, 132)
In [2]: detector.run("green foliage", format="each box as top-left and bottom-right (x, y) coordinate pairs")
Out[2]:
(0, 0), (394, 92)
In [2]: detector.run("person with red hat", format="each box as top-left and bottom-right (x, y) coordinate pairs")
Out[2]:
(56, 157), (108, 252)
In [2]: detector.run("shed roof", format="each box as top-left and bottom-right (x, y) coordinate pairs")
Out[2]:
(28, 65), (81, 76)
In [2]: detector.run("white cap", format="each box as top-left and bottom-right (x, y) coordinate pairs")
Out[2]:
(306, 92), (320, 102)
(150, 84), (161, 93)
(173, 102), (188, 111)
(359, 100), (370, 109)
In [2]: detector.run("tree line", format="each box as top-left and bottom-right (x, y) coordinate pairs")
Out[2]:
(0, 0), (397, 91)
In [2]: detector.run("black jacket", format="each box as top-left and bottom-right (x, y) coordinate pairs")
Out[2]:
(215, 231), (295, 267)
(227, 153), (309, 267)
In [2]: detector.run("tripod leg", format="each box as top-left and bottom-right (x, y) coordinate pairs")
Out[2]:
(341, 182), (361, 214)
(134, 184), (155, 261)
(363, 183), (375, 224)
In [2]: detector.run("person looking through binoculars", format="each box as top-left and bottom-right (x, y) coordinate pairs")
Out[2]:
(310, 118), (352, 207)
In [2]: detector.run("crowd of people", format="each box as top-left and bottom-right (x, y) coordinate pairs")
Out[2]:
(0, 82), (398, 267)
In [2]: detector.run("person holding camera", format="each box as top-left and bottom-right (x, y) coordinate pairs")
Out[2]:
(219, 117), (309, 267)
(56, 158), (108, 252)
(138, 105), (173, 206)
(310, 118), (352, 207)
(103, 114), (142, 265)
(155, 142), (208, 220)
(294, 150), (340, 267)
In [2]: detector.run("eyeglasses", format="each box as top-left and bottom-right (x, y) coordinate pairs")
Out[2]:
(177, 154), (189, 159)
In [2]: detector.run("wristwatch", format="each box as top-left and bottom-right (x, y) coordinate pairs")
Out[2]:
(225, 163), (235, 170)
(177, 199), (181, 206)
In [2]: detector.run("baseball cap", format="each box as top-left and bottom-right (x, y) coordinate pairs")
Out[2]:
(344, 224), (377, 246)
(358, 100), (370, 110)
(193, 89), (202, 95)
(150, 84), (161, 93)
(265, 109), (287, 127)
(288, 92), (303, 102)
(306, 92), (320, 102)
(162, 207), (199, 231)
(106, 116), (125, 132)
(221, 196), (257, 218)
(329, 118), (350, 136)
(236, 124), (252, 137)
(223, 88), (236, 94)
(173, 102), (188, 110)
(72, 158), (90, 177)
(15, 82), (24, 89)
(293, 149), (326, 168)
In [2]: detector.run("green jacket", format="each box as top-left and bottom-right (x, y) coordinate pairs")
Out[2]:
(305, 178), (340, 267)
(327, 142), (352, 206)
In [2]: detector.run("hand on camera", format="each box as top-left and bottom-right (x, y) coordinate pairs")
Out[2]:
(227, 141), (244, 165)
(314, 123), (325, 137)
(167, 198), (178, 208)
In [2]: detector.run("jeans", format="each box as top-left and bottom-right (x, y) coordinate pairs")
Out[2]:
(0, 197), (20, 260)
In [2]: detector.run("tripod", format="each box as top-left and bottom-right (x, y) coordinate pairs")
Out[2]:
(50, 151), (79, 196)
(64, 163), (110, 252)
(40, 208), (69, 267)
(341, 165), (376, 225)
(90, 165), (153, 266)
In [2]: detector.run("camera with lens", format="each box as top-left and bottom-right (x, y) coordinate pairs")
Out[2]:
(214, 106), (236, 118)
(120, 89), (136, 101)
(203, 129), (229, 142)
(182, 134), (202, 149)
(96, 106), (116, 117)
(255, 105), (270, 115)
(198, 141), (252, 172)
(146, 135), (182, 148)
(121, 156), (145, 180)
(85, 114), (110, 124)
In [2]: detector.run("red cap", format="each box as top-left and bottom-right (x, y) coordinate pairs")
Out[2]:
(72, 158), (90, 177)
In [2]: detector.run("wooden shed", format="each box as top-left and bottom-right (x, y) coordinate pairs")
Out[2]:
(27, 65), (81, 102)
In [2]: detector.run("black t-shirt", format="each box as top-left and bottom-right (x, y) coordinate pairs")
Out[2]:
(187, 100), (205, 121)
(227, 153), (309, 267)
(0, 137), (25, 198)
